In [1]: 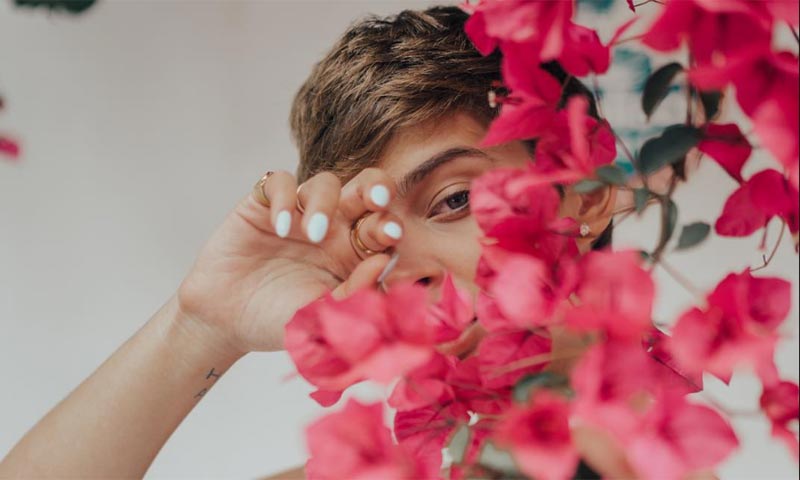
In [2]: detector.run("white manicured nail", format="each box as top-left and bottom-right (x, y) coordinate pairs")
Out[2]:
(370, 184), (390, 207)
(383, 221), (402, 240)
(275, 210), (291, 238)
(306, 212), (329, 243)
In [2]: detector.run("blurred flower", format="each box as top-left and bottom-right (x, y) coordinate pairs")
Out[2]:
(697, 123), (752, 184)
(760, 381), (800, 460)
(494, 390), (578, 480)
(305, 399), (436, 479)
(691, 50), (799, 189)
(642, 0), (772, 65)
(565, 250), (655, 341)
(625, 393), (739, 480)
(715, 169), (799, 238)
(669, 270), (792, 384)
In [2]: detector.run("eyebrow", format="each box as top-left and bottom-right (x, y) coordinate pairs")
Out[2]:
(396, 146), (490, 198)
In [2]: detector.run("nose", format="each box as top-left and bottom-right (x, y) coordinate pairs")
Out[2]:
(381, 252), (444, 300)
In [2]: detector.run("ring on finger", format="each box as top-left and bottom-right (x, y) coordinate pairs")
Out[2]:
(350, 212), (387, 260)
(295, 184), (306, 214)
(253, 171), (274, 207)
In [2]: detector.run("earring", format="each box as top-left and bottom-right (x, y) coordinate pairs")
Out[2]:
(579, 222), (591, 237)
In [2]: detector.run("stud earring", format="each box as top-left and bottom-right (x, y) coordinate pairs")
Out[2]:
(579, 222), (591, 237)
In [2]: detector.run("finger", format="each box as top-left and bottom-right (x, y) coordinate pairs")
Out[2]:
(331, 253), (392, 300)
(297, 171), (341, 244)
(353, 211), (405, 252)
(338, 167), (397, 220)
(260, 170), (297, 238)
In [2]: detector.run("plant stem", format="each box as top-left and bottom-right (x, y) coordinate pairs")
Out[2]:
(657, 258), (706, 305)
(752, 220), (786, 272)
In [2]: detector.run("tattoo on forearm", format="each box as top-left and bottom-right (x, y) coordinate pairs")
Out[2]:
(194, 367), (224, 400)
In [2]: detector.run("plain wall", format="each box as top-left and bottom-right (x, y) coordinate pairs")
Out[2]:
(1, 1), (797, 478)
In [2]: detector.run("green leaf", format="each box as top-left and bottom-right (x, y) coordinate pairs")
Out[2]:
(512, 372), (569, 403)
(642, 62), (684, 119)
(574, 179), (605, 194)
(596, 164), (628, 186)
(699, 90), (722, 122)
(447, 424), (470, 464)
(639, 250), (652, 262)
(634, 188), (650, 214)
(660, 200), (679, 246)
(638, 125), (702, 176)
(676, 222), (711, 250)
(14, 0), (95, 13)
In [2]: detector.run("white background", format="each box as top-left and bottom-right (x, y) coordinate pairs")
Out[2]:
(1, 1), (797, 478)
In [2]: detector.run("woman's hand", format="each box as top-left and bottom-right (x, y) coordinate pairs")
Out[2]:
(176, 168), (406, 356)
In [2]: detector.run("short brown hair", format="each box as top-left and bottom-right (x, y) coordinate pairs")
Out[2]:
(290, 5), (597, 184)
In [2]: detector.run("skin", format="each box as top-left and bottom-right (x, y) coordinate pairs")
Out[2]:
(1, 110), (700, 480)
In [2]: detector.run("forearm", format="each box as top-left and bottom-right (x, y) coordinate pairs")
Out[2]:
(0, 295), (244, 478)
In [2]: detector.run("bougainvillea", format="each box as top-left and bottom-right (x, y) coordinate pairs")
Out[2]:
(288, 1), (800, 478)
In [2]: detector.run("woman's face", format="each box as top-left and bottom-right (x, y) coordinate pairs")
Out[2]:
(375, 112), (531, 300)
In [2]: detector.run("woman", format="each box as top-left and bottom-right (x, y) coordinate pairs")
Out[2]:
(0, 6), (622, 479)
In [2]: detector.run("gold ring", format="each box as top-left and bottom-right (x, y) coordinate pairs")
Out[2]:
(253, 171), (274, 207)
(350, 212), (385, 260)
(295, 184), (306, 214)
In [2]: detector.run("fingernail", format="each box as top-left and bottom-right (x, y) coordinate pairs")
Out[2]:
(382, 221), (402, 240)
(275, 210), (291, 238)
(370, 184), (390, 207)
(306, 212), (329, 243)
(377, 252), (400, 285)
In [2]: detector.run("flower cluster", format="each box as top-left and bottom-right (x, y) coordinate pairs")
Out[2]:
(287, 1), (799, 479)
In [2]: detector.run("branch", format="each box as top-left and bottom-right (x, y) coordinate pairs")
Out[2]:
(752, 220), (786, 272)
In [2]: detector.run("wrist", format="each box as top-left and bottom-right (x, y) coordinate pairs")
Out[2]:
(153, 295), (247, 368)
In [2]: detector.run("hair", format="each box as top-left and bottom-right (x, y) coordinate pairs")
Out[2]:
(289, 5), (612, 249)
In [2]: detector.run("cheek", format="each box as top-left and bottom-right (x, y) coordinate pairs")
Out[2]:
(427, 216), (484, 294)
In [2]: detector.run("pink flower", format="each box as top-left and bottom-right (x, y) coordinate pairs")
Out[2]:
(477, 329), (552, 389)
(448, 355), (512, 415)
(715, 169), (799, 237)
(388, 354), (455, 412)
(669, 270), (791, 384)
(760, 381), (800, 460)
(305, 399), (436, 480)
(494, 390), (578, 480)
(0, 135), (20, 160)
(429, 272), (474, 343)
(464, 0), (574, 60)
(533, 95), (617, 182)
(573, 342), (738, 479)
(565, 250), (655, 341)
(625, 393), (739, 480)
(765, 0), (800, 26)
(394, 402), (470, 476)
(480, 62), (562, 147)
(698, 123), (752, 184)
(470, 170), (580, 261)
(558, 18), (636, 77)
(691, 50), (799, 189)
(572, 341), (668, 440)
(285, 284), (437, 405)
(476, 246), (578, 331)
(642, 0), (772, 65)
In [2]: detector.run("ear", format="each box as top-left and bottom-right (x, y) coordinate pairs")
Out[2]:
(559, 185), (618, 253)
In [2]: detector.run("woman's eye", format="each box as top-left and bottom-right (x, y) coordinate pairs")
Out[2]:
(430, 189), (470, 218)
